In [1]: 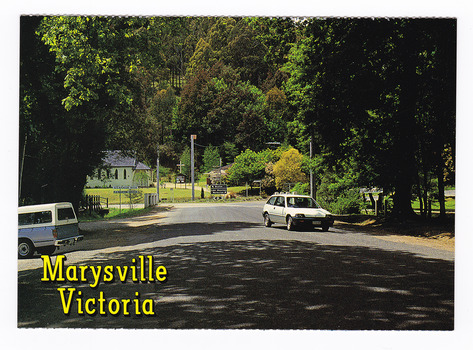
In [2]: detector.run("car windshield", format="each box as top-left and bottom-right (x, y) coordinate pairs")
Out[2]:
(287, 196), (321, 209)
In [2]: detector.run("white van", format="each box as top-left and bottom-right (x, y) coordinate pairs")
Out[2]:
(18, 202), (83, 258)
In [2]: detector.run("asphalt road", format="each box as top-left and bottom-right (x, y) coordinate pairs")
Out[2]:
(17, 201), (454, 330)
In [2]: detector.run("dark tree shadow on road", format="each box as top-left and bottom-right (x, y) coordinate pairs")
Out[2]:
(32, 221), (263, 256)
(18, 240), (454, 330)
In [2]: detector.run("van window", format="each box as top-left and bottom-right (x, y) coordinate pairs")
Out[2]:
(18, 211), (52, 226)
(58, 207), (76, 221)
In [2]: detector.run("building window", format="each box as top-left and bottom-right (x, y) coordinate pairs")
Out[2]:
(115, 169), (118, 180)
(124, 169), (127, 179)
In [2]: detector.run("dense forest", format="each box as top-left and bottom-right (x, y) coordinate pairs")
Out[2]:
(19, 16), (456, 218)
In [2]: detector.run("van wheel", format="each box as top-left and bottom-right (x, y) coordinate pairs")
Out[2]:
(37, 246), (56, 255)
(18, 239), (35, 259)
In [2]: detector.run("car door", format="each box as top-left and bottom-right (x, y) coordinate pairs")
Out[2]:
(271, 196), (286, 224)
(265, 196), (278, 223)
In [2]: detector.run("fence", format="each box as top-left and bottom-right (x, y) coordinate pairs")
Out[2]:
(83, 195), (109, 216)
(144, 193), (158, 208)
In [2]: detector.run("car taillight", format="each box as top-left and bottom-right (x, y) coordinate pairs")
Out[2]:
(52, 229), (57, 239)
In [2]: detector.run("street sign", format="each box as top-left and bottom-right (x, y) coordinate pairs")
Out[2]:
(113, 186), (139, 194)
(211, 184), (227, 195)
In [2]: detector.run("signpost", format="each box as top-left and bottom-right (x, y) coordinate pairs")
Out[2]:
(113, 186), (139, 212)
(210, 184), (227, 195)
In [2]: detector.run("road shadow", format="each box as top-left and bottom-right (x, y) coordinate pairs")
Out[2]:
(64, 221), (262, 253)
(18, 240), (454, 330)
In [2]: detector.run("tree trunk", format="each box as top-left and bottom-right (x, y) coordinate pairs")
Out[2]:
(436, 145), (446, 218)
(391, 21), (418, 219)
(416, 171), (424, 217)
(392, 180), (415, 218)
(423, 166), (429, 218)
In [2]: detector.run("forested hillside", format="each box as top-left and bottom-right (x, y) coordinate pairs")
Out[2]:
(19, 16), (455, 217)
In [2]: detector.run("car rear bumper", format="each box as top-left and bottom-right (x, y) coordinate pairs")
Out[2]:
(55, 235), (83, 246)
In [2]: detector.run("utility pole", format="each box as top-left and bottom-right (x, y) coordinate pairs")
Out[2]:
(191, 134), (196, 201)
(310, 135), (314, 199)
(156, 143), (159, 205)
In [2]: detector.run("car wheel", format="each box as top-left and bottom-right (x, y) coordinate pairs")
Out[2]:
(286, 216), (294, 231)
(321, 223), (330, 232)
(263, 213), (272, 227)
(18, 239), (35, 259)
(37, 246), (56, 255)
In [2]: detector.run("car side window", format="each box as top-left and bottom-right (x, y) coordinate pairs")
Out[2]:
(275, 196), (285, 207)
(267, 197), (277, 205)
(18, 211), (52, 226)
(57, 207), (75, 221)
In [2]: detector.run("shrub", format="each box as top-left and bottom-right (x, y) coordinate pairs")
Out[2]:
(273, 148), (307, 189)
(291, 182), (309, 195)
(316, 168), (364, 214)
(327, 189), (364, 214)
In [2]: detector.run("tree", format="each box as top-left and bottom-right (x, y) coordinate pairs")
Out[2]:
(186, 38), (213, 78)
(413, 19), (456, 218)
(263, 86), (290, 142)
(246, 17), (299, 72)
(185, 18), (237, 79)
(144, 87), (178, 163)
(273, 148), (307, 190)
(20, 16), (181, 207)
(227, 149), (266, 186)
(283, 18), (456, 218)
(223, 19), (269, 87)
(179, 147), (191, 178)
(202, 145), (221, 173)
(220, 141), (239, 166)
(20, 16), (108, 208)
(174, 62), (268, 153)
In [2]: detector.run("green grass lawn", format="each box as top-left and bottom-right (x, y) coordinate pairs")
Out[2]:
(84, 185), (263, 205)
(84, 187), (199, 204)
(411, 197), (455, 211)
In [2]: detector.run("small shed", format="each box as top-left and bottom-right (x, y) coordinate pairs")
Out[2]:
(207, 163), (233, 184)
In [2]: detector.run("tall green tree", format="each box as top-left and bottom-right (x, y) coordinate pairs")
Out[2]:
(20, 16), (177, 207)
(20, 16), (108, 208)
(246, 17), (299, 72)
(202, 145), (221, 173)
(284, 18), (456, 218)
(174, 62), (268, 152)
(227, 147), (282, 186)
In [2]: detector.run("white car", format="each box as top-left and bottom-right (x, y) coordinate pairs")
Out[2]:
(262, 193), (334, 231)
